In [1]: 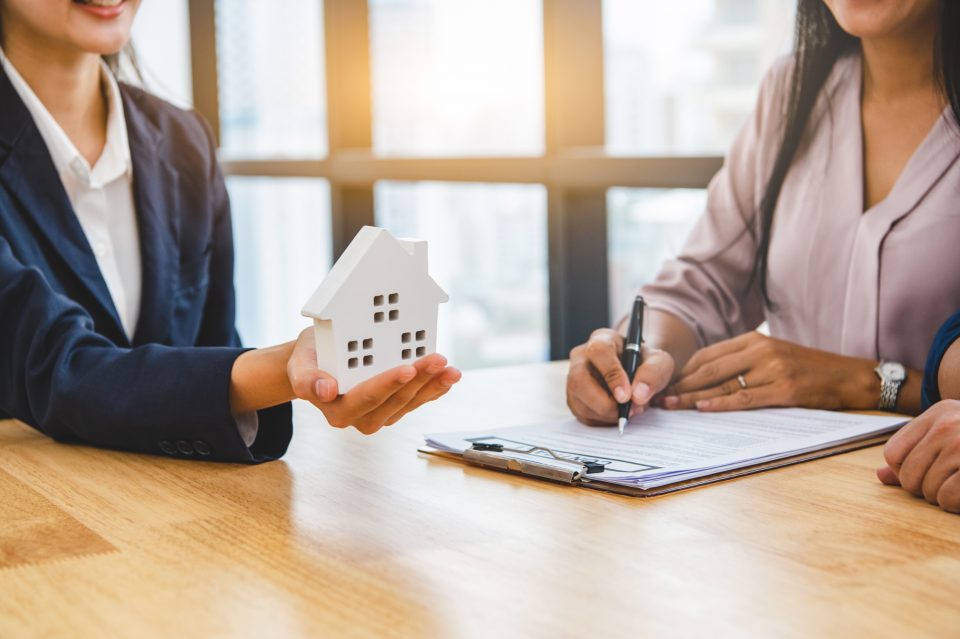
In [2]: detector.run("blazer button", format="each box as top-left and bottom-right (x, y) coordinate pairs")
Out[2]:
(159, 441), (177, 455)
(176, 440), (194, 455)
(193, 441), (211, 456)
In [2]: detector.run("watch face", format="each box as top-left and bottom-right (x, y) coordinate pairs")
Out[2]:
(881, 362), (906, 382)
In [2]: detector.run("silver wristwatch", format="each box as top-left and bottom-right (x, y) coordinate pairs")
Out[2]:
(874, 361), (906, 411)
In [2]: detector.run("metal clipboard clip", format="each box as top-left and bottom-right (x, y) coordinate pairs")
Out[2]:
(462, 442), (605, 485)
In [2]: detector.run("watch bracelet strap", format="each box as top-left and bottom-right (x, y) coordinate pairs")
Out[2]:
(878, 380), (901, 411)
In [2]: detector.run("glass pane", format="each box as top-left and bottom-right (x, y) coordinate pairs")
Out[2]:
(132, 0), (192, 108)
(376, 181), (549, 369)
(607, 188), (706, 321)
(603, 0), (794, 155)
(230, 178), (332, 347)
(216, 0), (327, 158)
(369, 0), (544, 156)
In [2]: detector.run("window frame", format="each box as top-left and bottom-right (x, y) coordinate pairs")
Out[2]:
(189, 0), (723, 359)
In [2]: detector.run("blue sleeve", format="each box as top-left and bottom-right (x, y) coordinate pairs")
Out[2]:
(922, 311), (960, 410)
(0, 235), (290, 463)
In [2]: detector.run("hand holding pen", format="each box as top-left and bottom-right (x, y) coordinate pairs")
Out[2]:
(565, 297), (676, 429)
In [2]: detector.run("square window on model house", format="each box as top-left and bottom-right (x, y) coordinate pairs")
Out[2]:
(388, 293), (399, 304)
(348, 340), (358, 352)
(374, 295), (384, 306)
(416, 346), (426, 357)
(363, 355), (374, 367)
(389, 309), (399, 321)
(416, 330), (426, 341)
(363, 338), (373, 349)
(348, 357), (359, 369)
(402, 349), (412, 360)
(374, 312), (384, 323)
(402, 332), (412, 343)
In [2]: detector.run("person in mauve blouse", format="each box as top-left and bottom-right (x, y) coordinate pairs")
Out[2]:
(878, 312), (960, 513)
(567, 2), (959, 425)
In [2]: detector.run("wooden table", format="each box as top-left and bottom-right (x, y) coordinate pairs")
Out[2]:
(1, 362), (958, 638)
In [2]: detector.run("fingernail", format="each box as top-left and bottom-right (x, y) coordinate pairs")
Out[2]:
(696, 400), (710, 411)
(315, 380), (333, 398)
(633, 383), (651, 404)
(400, 367), (417, 382)
(614, 387), (630, 403)
(664, 396), (679, 409)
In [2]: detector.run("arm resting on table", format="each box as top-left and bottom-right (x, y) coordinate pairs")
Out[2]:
(0, 238), (292, 463)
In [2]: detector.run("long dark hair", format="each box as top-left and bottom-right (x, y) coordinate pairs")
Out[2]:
(751, 0), (960, 306)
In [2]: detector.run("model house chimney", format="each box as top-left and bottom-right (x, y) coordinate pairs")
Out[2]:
(397, 238), (428, 271)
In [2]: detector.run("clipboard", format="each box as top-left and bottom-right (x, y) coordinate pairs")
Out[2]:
(418, 434), (891, 498)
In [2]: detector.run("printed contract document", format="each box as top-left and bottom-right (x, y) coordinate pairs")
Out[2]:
(424, 408), (906, 492)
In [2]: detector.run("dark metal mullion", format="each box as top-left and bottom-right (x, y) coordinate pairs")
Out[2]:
(547, 189), (610, 359)
(323, 0), (376, 260)
(543, 0), (609, 360)
(187, 0), (221, 145)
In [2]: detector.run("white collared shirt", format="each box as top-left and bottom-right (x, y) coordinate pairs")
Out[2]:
(0, 48), (141, 341)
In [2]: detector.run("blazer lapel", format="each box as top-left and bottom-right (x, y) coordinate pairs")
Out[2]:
(0, 67), (126, 339)
(122, 88), (181, 346)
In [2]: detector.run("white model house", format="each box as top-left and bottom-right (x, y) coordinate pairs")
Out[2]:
(301, 226), (449, 394)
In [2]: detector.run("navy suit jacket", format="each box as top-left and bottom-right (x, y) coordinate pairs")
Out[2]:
(922, 311), (960, 410)
(0, 67), (292, 462)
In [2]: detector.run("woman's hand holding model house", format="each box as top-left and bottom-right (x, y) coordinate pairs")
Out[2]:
(229, 329), (461, 435)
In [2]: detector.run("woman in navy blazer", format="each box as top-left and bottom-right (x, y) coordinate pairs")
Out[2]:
(0, 0), (460, 463)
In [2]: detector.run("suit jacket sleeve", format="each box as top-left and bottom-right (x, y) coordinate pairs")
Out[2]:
(0, 231), (291, 463)
(922, 311), (960, 410)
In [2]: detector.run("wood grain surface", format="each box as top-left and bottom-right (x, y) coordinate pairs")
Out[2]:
(1, 362), (958, 638)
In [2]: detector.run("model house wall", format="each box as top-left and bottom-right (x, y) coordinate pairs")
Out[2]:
(302, 226), (449, 393)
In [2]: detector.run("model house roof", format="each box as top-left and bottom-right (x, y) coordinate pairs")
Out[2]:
(301, 226), (449, 320)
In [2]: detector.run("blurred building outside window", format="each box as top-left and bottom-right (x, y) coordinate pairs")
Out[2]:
(369, 0), (544, 156)
(606, 188), (706, 321)
(604, 0), (795, 155)
(229, 178), (333, 348)
(216, 0), (327, 158)
(376, 181), (550, 369)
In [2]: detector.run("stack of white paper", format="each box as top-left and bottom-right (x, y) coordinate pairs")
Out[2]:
(424, 408), (907, 490)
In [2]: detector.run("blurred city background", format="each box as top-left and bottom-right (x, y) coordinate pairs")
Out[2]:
(133, 0), (794, 369)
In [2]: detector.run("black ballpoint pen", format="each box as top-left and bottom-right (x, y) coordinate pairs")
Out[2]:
(618, 296), (645, 435)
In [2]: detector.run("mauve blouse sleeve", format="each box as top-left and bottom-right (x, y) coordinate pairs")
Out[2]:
(639, 60), (789, 348)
